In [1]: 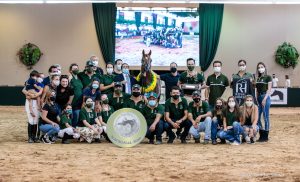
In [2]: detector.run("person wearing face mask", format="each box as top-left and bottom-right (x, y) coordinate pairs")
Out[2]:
(240, 95), (258, 144)
(211, 98), (226, 145)
(98, 94), (114, 142)
(100, 62), (116, 95)
(55, 75), (74, 113)
(178, 58), (205, 103)
(58, 104), (80, 144)
(39, 91), (60, 144)
(77, 97), (103, 143)
(69, 63), (83, 127)
(141, 92), (165, 145)
(219, 96), (244, 145)
(160, 62), (180, 100)
(113, 59), (123, 76)
(114, 63), (137, 94)
(42, 65), (59, 86)
(255, 62), (272, 142)
(82, 78), (101, 112)
(124, 84), (145, 113)
(41, 75), (60, 106)
(206, 60), (229, 107)
(90, 55), (104, 76)
(231, 60), (255, 105)
(165, 86), (191, 144)
(107, 82), (131, 111)
(188, 91), (212, 144)
(78, 60), (101, 89)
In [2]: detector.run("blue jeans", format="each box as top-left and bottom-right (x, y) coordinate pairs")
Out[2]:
(257, 94), (271, 131)
(146, 120), (164, 141)
(219, 121), (243, 143)
(211, 118), (223, 141)
(72, 109), (81, 127)
(39, 124), (60, 137)
(189, 117), (212, 140)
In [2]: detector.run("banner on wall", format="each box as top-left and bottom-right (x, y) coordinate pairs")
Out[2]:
(270, 88), (287, 105)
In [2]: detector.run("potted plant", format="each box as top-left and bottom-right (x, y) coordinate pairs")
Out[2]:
(17, 43), (43, 69)
(275, 42), (299, 69)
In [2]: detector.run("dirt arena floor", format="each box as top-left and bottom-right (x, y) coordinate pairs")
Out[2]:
(0, 106), (299, 182)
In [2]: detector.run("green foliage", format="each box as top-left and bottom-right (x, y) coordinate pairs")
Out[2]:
(18, 43), (42, 69)
(275, 42), (299, 69)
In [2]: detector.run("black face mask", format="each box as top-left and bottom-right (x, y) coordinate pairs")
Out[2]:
(170, 67), (177, 73)
(193, 98), (200, 103)
(50, 96), (56, 102)
(86, 67), (93, 74)
(215, 105), (222, 110)
(172, 95), (180, 100)
(102, 99), (109, 105)
(132, 92), (141, 97)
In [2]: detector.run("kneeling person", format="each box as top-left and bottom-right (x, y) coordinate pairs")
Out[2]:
(123, 84), (145, 113)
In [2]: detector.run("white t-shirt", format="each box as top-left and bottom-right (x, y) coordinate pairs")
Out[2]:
(285, 79), (291, 88)
(272, 77), (279, 87)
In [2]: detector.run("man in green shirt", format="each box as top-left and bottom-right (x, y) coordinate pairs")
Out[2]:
(78, 60), (101, 89)
(108, 82), (131, 111)
(124, 84), (146, 113)
(165, 86), (192, 143)
(206, 60), (229, 107)
(141, 92), (165, 144)
(188, 91), (213, 144)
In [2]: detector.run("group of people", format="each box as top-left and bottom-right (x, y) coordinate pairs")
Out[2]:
(22, 56), (272, 146)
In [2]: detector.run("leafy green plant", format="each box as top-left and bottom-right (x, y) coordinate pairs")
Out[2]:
(275, 42), (299, 68)
(18, 43), (42, 69)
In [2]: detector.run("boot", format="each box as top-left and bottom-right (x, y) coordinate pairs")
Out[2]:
(257, 130), (265, 142)
(32, 124), (39, 143)
(62, 133), (70, 144)
(27, 124), (34, 143)
(264, 131), (269, 142)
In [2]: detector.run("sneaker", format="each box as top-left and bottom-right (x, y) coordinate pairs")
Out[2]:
(94, 138), (101, 143)
(181, 139), (187, 144)
(220, 139), (226, 144)
(41, 135), (51, 144)
(186, 134), (191, 140)
(212, 140), (217, 145)
(155, 140), (162, 145)
(250, 138), (255, 144)
(176, 133), (181, 139)
(230, 141), (240, 145)
(62, 140), (70, 144)
(28, 138), (34, 143)
(195, 138), (200, 143)
(167, 134), (175, 144)
(203, 139), (209, 145)
(245, 136), (251, 144)
(48, 136), (55, 144)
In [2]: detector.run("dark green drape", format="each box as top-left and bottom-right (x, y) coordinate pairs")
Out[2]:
(152, 13), (157, 29)
(135, 12), (142, 31)
(92, 3), (116, 63)
(199, 4), (224, 71)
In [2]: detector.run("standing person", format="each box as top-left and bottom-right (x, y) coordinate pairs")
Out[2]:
(78, 60), (100, 89)
(255, 62), (272, 142)
(178, 58), (205, 102)
(285, 75), (291, 88)
(39, 91), (60, 144)
(55, 75), (74, 113)
(42, 65), (60, 86)
(114, 59), (123, 77)
(272, 74), (279, 88)
(164, 86), (191, 144)
(123, 84), (146, 113)
(100, 62), (115, 95)
(69, 63), (83, 127)
(211, 98), (226, 145)
(90, 55), (104, 76)
(206, 60), (229, 107)
(231, 59), (255, 105)
(108, 82), (131, 111)
(160, 62), (180, 100)
(141, 92), (165, 145)
(240, 95), (258, 144)
(188, 91), (212, 144)
(77, 97), (103, 143)
(219, 96), (244, 145)
(114, 63), (137, 94)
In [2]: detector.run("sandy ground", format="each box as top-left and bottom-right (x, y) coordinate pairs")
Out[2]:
(0, 106), (299, 182)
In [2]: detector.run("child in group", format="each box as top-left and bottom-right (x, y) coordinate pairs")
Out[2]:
(98, 94), (114, 142)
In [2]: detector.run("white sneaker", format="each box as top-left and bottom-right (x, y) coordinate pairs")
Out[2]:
(230, 141), (240, 145)
(245, 136), (251, 144)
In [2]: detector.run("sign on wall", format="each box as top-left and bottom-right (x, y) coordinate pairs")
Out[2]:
(270, 88), (287, 105)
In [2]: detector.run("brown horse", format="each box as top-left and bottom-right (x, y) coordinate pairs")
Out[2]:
(139, 50), (160, 95)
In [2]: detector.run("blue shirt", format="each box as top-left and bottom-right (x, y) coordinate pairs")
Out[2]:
(83, 87), (101, 102)
(42, 76), (50, 86)
(160, 72), (180, 99)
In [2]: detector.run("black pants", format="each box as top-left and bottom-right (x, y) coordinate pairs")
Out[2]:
(165, 120), (192, 140)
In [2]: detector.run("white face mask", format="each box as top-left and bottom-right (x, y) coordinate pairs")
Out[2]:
(53, 80), (60, 86)
(245, 101), (253, 107)
(239, 66), (246, 71)
(116, 65), (122, 71)
(258, 67), (265, 73)
(228, 102), (236, 108)
(214, 66), (221, 73)
(107, 68), (113, 74)
(92, 61), (98, 67)
(37, 78), (43, 83)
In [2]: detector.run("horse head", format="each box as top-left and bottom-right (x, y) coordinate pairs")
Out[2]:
(141, 50), (152, 73)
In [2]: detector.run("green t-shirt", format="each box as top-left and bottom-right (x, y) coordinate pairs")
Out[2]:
(188, 101), (210, 122)
(108, 92), (131, 111)
(206, 73), (229, 105)
(78, 108), (97, 127)
(70, 76), (83, 109)
(256, 75), (272, 94)
(59, 114), (72, 129)
(165, 97), (188, 121)
(141, 104), (164, 125)
(223, 110), (241, 126)
(232, 72), (253, 80)
(100, 74), (115, 94)
(99, 106), (115, 123)
(123, 97), (146, 113)
(179, 71), (205, 95)
(78, 72), (101, 89)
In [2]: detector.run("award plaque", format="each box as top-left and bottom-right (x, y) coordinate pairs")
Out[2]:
(181, 84), (200, 90)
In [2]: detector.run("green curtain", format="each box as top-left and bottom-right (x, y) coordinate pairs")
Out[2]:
(92, 3), (116, 63)
(135, 12), (142, 33)
(199, 4), (224, 71)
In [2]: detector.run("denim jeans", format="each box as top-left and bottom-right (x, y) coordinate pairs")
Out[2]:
(219, 121), (243, 143)
(146, 120), (164, 141)
(211, 118), (223, 141)
(189, 117), (212, 140)
(165, 119), (192, 140)
(39, 124), (60, 137)
(257, 94), (271, 131)
(72, 109), (81, 127)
